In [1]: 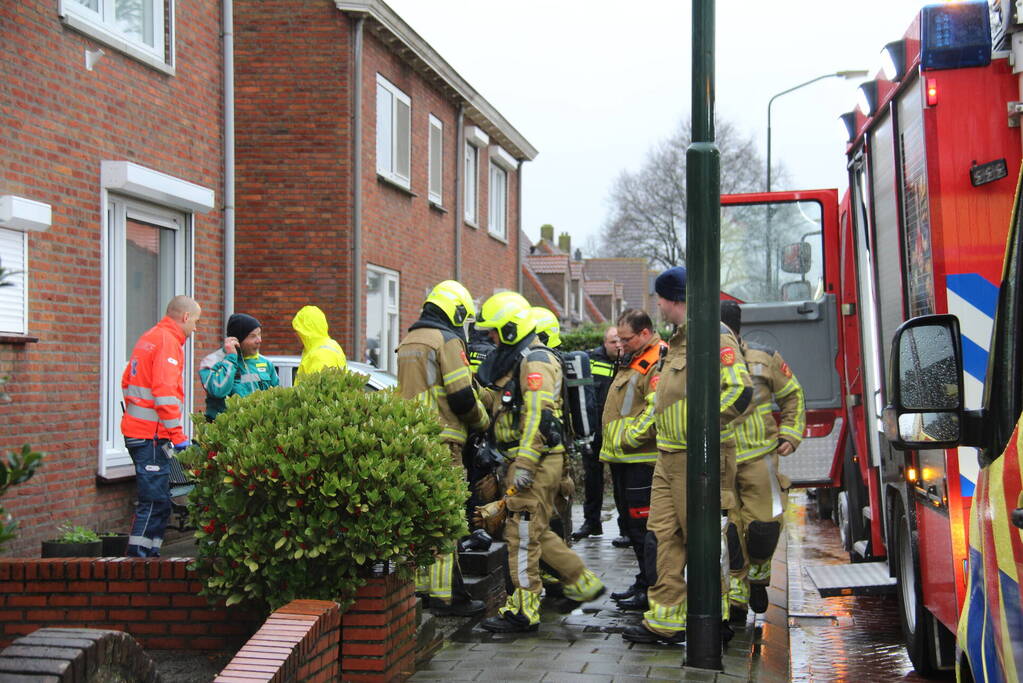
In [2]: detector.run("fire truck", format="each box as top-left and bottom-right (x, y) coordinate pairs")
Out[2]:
(719, 1), (1022, 678)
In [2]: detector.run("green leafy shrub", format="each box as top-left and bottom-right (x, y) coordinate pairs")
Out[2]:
(179, 368), (468, 612)
(54, 524), (101, 543)
(560, 323), (607, 352)
(0, 444), (43, 551)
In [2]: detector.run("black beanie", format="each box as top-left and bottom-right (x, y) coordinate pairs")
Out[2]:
(655, 266), (687, 302)
(226, 313), (261, 342)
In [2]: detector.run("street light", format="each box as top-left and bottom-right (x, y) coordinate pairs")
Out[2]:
(766, 70), (869, 192)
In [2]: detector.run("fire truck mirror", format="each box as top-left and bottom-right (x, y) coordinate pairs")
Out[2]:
(780, 242), (811, 274)
(896, 322), (961, 410)
(780, 281), (813, 302)
(896, 412), (960, 444)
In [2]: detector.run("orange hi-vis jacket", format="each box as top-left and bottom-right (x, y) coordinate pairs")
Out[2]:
(120, 316), (188, 444)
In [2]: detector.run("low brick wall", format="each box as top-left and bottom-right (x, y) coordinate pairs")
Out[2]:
(0, 627), (160, 681)
(0, 558), (261, 650)
(216, 600), (340, 682)
(340, 573), (417, 682)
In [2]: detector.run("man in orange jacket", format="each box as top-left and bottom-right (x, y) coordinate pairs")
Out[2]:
(121, 295), (201, 557)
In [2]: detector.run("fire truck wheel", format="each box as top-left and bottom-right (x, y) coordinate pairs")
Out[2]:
(893, 502), (942, 677)
(813, 487), (834, 521)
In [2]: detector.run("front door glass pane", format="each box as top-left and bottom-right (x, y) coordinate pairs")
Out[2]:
(125, 218), (174, 362)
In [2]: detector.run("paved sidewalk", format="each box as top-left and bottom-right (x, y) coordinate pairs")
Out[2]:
(411, 505), (790, 682)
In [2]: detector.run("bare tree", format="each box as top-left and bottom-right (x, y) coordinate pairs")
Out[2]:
(598, 118), (784, 270)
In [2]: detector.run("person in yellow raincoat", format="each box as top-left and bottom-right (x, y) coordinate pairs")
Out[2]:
(291, 305), (348, 383)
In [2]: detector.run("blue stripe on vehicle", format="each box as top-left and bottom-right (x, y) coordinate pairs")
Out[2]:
(946, 273), (999, 318)
(965, 547), (999, 683)
(999, 568), (1023, 681)
(962, 335), (988, 385)
(961, 476), (975, 498)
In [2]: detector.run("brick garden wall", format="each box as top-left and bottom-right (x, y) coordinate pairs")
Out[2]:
(0, 1), (225, 556)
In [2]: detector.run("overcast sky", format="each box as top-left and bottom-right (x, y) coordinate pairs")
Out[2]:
(384, 0), (931, 253)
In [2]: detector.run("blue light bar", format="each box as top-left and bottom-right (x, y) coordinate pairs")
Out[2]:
(920, 1), (991, 71)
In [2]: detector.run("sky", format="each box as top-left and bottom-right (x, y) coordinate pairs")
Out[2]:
(383, 0), (933, 254)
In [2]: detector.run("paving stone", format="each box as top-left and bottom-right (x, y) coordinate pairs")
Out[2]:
(517, 656), (587, 673)
(539, 672), (613, 683)
(581, 661), (650, 676)
(408, 669), (484, 681)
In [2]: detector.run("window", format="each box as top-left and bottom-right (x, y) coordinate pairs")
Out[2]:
(99, 160), (214, 478)
(488, 162), (507, 240)
(376, 75), (411, 188)
(366, 265), (399, 374)
(428, 115), (443, 205)
(0, 229), (27, 334)
(464, 144), (479, 224)
(60, 0), (172, 70)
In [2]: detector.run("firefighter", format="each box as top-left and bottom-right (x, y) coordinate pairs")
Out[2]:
(476, 292), (605, 632)
(601, 308), (666, 612)
(397, 280), (490, 617)
(121, 295), (201, 557)
(623, 266), (753, 644)
(467, 322), (496, 374)
(721, 300), (804, 619)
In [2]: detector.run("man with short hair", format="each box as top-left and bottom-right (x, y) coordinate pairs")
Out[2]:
(602, 309), (667, 612)
(572, 326), (622, 541)
(121, 295), (201, 557)
(199, 313), (279, 421)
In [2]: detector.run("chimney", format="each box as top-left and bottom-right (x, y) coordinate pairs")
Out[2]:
(558, 232), (571, 254)
(540, 224), (554, 243)
(574, 248), (582, 261)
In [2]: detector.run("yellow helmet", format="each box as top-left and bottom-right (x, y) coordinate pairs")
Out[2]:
(530, 307), (561, 348)
(476, 291), (534, 345)
(424, 280), (475, 327)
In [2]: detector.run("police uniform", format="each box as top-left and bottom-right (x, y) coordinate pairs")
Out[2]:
(640, 323), (752, 639)
(600, 333), (666, 599)
(575, 344), (616, 538)
(728, 340), (804, 613)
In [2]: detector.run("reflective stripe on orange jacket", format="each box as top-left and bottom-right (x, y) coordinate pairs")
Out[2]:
(120, 316), (187, 443)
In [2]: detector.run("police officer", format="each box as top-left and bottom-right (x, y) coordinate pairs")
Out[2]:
(476, 292), (605, 632)
(572, 326), (621, 542)
(397, 280), (490, 617)
(721, 300), (804, 619)
(623, 266), (753, 644)
(601, 309), (666, 612)
(467, 323), (497, 374)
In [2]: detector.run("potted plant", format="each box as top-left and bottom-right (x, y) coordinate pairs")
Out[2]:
(41, 524), (102, 558)
(98, 530), (130, 557)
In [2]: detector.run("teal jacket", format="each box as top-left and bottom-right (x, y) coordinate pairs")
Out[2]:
(199, 348), (279, 420)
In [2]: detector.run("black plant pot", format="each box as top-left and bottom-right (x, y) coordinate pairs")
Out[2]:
(100, 533), (130, 557)
(41, 540), (103, 558)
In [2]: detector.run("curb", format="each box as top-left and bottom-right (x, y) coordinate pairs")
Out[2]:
(752, 530), (790, 682)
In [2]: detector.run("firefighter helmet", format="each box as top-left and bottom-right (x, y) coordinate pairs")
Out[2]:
(531, 306), (562, 348)
(476, 292), (534, 345)
(424, 280), (475, 327)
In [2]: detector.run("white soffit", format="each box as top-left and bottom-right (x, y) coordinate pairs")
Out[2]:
(101, 161), (215, 213)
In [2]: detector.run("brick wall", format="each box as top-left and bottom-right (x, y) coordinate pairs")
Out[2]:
(0, 2), (225, 556)
(233, 0), (354, 356)
(340, 573), (416, 682)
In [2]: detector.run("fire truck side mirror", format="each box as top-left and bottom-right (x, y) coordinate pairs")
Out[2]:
(780, 242), (812, 275)
(883, 314), (965, 450)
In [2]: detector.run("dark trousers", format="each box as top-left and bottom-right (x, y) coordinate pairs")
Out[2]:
(125, 437), (172, 557)
(612, 462), (654, 589)
(582, 435), (604, 528)
(608, 462), (629, 537)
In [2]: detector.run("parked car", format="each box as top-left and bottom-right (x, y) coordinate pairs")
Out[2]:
(264, 356), (397, 391)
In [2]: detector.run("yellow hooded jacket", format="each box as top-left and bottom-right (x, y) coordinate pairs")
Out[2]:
(291, 306), (348, 383)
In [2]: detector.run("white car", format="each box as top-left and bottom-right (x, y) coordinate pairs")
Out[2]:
(263, 356), (397, 391)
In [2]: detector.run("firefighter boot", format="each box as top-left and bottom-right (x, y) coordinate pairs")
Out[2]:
(749, 584), (769, 614)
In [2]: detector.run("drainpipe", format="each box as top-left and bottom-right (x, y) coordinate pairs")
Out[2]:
(454, 106), (464, 280)
(223, 0), (235, 318)
(352, 17), (365, 362)
(516, 160), (524, 292)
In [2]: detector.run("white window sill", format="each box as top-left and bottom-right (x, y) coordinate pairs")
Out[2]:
(429, 201), (448, 214)
(487, 230), (508, 245)
(61, 13), (174, 76)
(377, 174), (417, 197)
(464, 219), (479, 230)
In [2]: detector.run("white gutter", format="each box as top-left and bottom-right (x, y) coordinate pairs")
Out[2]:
(223, 0), (235, 317)
(455, 105), (464, 280)
(352, 17), (365, 362)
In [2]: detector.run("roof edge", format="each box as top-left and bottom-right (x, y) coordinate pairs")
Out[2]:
(336, 0), (538, 161)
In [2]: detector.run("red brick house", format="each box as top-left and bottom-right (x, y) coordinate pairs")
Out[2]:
(0, 0), (225, 555)
(232, 0), (536, 370)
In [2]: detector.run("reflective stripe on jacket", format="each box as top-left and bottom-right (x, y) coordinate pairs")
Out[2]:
(600, 335), (665, 464)
(397, 326), (489, 445)
(199, 349), (280, 420)
(733, 341), (805, 463)
(120, 316), (187, 443)
(291, 305), (347, 383)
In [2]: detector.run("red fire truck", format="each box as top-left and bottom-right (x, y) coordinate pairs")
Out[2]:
(719, 1), (1022, 678)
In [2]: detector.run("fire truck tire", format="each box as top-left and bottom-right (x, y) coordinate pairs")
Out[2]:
(813, 487), (834, 521)
(893, 502), (946, 678)
(841, 447), (867, 562)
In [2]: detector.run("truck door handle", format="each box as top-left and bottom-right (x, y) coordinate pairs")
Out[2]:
(1013, 508), (1023, 529)
(796, 303), (815, 315)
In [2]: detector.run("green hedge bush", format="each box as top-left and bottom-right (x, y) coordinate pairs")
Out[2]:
(179, 368), (467, 612)
(559, 323), (606, 352)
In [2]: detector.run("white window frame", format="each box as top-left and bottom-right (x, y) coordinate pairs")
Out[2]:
(428, 114), (443, 205)
(488, 162), (508, 241)
(99, 161), (213, 479)
(376, 74), (411, 189)
(59, 0), (174, 74)
(464, 143), (479, 226)
(365, 264), (400, 375)
(0, 229), (28, 335)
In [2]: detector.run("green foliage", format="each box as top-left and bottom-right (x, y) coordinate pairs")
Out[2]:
(54, 524), (101, 543)
(0, 264), (16, 288)
(179, 368), (468, 612)
(0, 444), (43, 551)
(559, 323), (607, 352)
